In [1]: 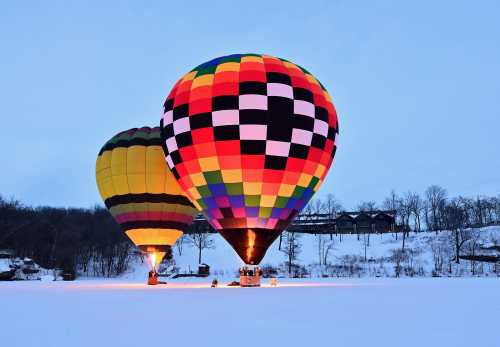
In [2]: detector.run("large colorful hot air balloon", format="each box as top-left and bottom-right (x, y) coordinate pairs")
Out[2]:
(160, 54), (338, 266)
(95, 127), (198, 271)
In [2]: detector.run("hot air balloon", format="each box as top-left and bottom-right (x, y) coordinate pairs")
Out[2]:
(95, 127), (198, 282)
(160, 54), (338, 279)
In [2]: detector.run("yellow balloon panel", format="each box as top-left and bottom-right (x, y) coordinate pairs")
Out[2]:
(125, 229), (183, 247)
(146, 146), (167, 194)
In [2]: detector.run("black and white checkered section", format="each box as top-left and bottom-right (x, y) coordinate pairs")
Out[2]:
(161, 77), (337, 171)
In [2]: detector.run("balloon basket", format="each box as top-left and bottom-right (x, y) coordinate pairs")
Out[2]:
(147, 271), (159, 286)
(239, 266), (262, 287)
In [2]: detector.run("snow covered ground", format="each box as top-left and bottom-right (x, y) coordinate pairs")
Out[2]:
(2, 228), (499, 346)
(1, 277), (499, 347)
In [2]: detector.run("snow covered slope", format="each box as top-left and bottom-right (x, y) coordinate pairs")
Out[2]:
(124, 226), (500, 279)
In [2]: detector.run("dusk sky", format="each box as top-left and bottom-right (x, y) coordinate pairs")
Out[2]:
(1, 0), (499, 209)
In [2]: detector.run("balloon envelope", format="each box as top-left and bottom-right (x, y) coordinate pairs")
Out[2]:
(160, 54), (339, 264)
(96, 127), (198, 266)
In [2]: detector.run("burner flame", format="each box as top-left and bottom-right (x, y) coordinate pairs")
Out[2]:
(148, 253), (157, 272)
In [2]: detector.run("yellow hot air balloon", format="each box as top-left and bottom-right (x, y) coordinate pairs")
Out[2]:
(95, 127), (198, 272)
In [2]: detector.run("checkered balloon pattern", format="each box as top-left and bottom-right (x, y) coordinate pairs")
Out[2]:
(160, 53), (338, 243)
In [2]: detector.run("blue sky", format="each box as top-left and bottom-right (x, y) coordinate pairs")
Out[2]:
(1, 0), (499, 209)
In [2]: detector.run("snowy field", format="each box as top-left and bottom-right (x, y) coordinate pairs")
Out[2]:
(1, 277), (499, 347)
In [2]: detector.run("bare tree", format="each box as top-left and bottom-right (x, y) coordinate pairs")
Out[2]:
(383, 190), (400, 239)
(390, 249), (406, 278)
(311, 199), (325, 214)
(457, 196), (474, 227)
(425, 185), (447, 232)
(175, 234), (188, 256)
(324, 194), (343, 239)
(188, 232), (215, 264)
(324, 194), (343, 218)
(430, 239), (444, 274)
(442, 199), (469, 263)
(399, 195), (412, 233)
(464, 229), (481, 275)
(407, 191), (424, 232)
(362, 232), (370, 262)
(317, 234), (335, 271)
(473, 197), (486, 226)
(493, 196), (500, 223)
(397, 194), (414, 252)
(357, 201), (377, 212)
(280, 231), (302, 276)
(309, 195), (341, 268)
(383, 190), (399, 212)
(483, 197), (496, 224)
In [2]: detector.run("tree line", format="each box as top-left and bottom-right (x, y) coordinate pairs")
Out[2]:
(300, 186), (500, 232)
(1, 185), (499, 278)
(277, 186), (500, 276)
(0, 196), (132, 277)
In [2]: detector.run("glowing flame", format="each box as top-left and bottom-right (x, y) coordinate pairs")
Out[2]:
(246, 229), (256, 264)
(148, 253), (157, 271)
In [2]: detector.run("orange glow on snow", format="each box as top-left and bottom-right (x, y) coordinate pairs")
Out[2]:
(61, 280), (371, 291)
